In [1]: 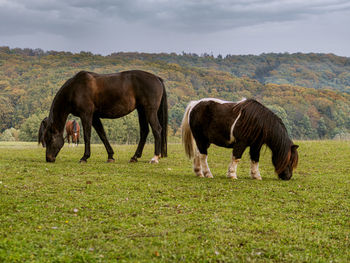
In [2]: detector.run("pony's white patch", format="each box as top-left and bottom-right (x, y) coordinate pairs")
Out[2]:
(74, 133), (77, 137)
(236, 98), (247, 103)
(200, 154), (213, 178)
(227, 156), (240, 179)
(229, 112), (241, 144)
(186, 98), (231, 125)
(250, 161), (262, 180)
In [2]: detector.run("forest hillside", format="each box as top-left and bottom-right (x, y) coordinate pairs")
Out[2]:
(1, 47), (350, 142)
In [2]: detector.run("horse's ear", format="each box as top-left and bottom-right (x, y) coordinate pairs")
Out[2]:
(292, 144), (299, 150)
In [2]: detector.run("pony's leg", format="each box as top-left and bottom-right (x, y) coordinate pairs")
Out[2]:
(193, 149), (204, 177)
(227, 155), (240, 179)
(148, 111), (162, 164)
(249, 145), (262, 180)
(199, 153), (213, 178)
(130, 108), (149, 162)
(92, 115), (115, 162)
(80, 114), (93, 163)
(228, 141), (247, 179)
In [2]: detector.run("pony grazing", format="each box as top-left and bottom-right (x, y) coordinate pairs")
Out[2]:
(182, 98), (299, 180)
(65, 120), (80, 146)
(39, 70), (167, 163)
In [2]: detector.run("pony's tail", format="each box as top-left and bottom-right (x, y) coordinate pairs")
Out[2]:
(158, 78), (168, 158)
(181, 101), (197, 159)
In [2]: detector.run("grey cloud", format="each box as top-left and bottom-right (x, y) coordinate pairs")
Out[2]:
(1, 0), (350, 37)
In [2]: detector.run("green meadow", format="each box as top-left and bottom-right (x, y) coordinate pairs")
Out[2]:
(0, 141), (349, 262)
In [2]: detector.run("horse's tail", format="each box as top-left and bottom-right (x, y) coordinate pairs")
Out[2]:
(181, 101), (198, 159)
(158, 77), (168, 158)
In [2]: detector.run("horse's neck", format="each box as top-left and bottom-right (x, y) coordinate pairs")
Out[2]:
(49, 97), (69, 134)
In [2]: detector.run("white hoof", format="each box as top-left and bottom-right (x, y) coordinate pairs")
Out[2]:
(227, 172), (238, 179)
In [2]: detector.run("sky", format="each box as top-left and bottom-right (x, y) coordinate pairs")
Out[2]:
(1, 0), (350, 57)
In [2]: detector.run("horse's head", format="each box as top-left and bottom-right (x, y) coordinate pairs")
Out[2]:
(277, 144), (299, 180)
(38, 117), (48, 147)
(43, 123), (64, 162)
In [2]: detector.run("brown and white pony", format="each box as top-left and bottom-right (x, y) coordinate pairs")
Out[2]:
(65, 120), (80, 146)
(182, 98), (299, 180)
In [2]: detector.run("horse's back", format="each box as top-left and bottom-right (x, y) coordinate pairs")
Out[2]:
(69, 70), (164, 118)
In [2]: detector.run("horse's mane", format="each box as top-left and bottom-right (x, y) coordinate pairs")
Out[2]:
(233, 99), (292, 173)
(48, 76), (75, 124)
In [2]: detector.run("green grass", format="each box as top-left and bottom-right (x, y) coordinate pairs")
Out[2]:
(0, 141), (349, 262)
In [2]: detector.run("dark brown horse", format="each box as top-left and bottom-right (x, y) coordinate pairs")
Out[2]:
(65, 120), (80, 146)
(182, 98), (298, 180)
(39, 70), (167, 163)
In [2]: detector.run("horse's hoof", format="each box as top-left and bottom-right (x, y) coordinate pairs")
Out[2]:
(107, 159), (115, 163)
(149, 155), (160, 164)
(129, 158), (138, 163)
(79, 159), (87, 163)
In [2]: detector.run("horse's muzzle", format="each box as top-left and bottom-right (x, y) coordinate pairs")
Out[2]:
(46, 155), (56, 162)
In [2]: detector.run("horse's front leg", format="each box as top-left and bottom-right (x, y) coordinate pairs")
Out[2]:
(250, 145), (262, 180)
(92, 115), (115, 162)
(228, 141), (247, 179)
(79, 114), (92, 163)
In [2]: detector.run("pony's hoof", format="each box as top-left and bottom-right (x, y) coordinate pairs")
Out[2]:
(204, 172), (214, 178)
(129, 157), (138, 163)
(227, 173), (238, 179)
(195, 172), (204, 178)
(150, 155), (160, 164)
(79, 159), (87, 163)
(107, 159), (115, 163)
(251, 172), (262, 180)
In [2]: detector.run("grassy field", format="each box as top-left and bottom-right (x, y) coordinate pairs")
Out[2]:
(0, 141), (349, 262)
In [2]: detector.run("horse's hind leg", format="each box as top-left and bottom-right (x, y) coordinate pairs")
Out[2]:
(130, 108), (149, 162)
(196, 144), (213, 178)
(147, 111), (162, 164)
(92, 115), (115, 162)
(193, 149), (204, 177)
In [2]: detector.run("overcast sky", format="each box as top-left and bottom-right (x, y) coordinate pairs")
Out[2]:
(1, 0), (350, 57)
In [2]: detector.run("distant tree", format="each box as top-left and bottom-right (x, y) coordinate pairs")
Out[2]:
(19, 113), (47, 141)
(0, 128), (18, 141)
(317, 117), (327, 139)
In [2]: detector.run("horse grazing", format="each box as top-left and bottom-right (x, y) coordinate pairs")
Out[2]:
(39, 70), (167, 163)
(65, 120), (80, 146)
(182, 98), (298, 180)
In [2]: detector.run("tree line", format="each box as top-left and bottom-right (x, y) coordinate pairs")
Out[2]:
(1, 47), (350, 143)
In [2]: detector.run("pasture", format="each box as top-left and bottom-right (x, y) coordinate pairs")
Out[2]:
(0, 141), (349, 262)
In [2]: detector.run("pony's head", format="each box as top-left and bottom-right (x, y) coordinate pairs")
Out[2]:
(43, 121), (64, 162)
(274, 144), (299, 180)
(38, 117), (48, 147)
